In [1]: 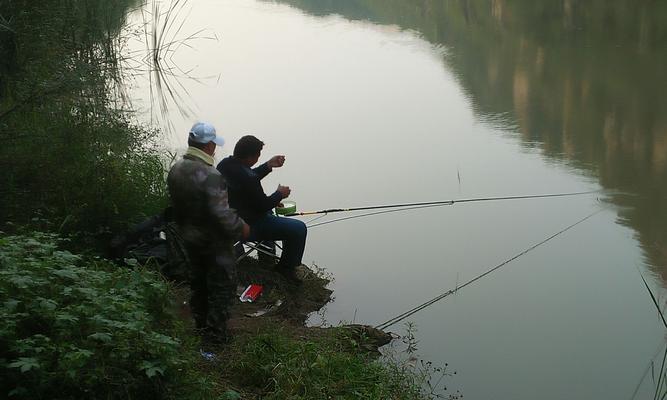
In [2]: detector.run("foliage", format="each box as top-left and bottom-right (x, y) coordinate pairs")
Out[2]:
(0, 232), (211, 399)
(0, 0), (167, 236)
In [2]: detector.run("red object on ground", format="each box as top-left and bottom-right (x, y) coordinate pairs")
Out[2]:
(239, 284), (263, 302)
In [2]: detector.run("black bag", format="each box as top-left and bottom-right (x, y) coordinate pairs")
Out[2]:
(109, 208), (189, 283)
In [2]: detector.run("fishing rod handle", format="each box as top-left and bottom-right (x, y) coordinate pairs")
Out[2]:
(285, 208), (348, 217)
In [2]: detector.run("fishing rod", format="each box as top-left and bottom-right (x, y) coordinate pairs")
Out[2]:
(307, 203), (451, 229)
(285, 190), (600, 217)
(374, 207), (605, 331)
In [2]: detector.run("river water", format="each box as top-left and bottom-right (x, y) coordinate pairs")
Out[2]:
(127, 1), (667, 398)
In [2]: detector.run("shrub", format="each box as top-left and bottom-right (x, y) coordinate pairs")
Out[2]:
(0, 0), (168, 236)
(0, 232), (206, 399)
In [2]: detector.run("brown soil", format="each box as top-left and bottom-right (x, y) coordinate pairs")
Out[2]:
(172, 257), (333, 336)
(229, 257), (334, 334)
(173, 256), (392, 351)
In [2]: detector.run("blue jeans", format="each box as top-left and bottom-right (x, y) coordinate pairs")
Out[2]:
(248, 214), (307, 268)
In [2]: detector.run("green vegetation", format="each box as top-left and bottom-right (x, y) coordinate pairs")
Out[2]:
(224, 327), (431, 399)
(0, 231), (212, 399)
(0, 0), (166, 237)
(0, 232), (448, 399)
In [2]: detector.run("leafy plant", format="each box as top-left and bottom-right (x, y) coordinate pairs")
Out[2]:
(0, 232), (210, 399)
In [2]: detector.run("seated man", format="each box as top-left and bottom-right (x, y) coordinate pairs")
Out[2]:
(217, 135), (307, 282)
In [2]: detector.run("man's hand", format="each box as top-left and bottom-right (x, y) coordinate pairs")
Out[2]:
(267, 155), (286, 168)
(277, 184), (291, 199)
(242, 222), (251, 240)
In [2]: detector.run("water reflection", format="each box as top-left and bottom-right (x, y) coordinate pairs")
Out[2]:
(273, 0), (667, 281)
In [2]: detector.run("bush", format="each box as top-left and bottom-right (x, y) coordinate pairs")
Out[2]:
(0, 0), (168, 236)
(0, 232), (206, 399)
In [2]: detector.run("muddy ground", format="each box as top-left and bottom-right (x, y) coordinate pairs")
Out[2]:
(173, 256), (392, 351)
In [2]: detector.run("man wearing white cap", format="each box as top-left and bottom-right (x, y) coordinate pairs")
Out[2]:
(167, 122), (249, 344)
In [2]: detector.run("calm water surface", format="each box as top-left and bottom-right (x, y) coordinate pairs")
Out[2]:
(127, 1), (667, 398)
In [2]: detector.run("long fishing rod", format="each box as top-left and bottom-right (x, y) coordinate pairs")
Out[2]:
(286, 190), (599, 217)
(375, 207), (605, 331)
(307, 203), (451, 229)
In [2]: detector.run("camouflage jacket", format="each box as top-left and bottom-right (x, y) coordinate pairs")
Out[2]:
(167, 147), (244, 247)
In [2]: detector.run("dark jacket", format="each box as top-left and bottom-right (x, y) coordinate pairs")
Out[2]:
(217, 156), (282, 223)
(167, 148), (244, 246)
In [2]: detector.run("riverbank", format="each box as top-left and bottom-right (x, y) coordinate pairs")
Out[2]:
(183, 257), (423, 399)
(0, 230), (453, 399)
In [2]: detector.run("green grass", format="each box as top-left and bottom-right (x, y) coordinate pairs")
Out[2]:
(217, 324), (453, 400)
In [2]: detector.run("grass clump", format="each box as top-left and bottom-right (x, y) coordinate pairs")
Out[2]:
(221, 325), (434, 399)
(0, 231), (211, 399)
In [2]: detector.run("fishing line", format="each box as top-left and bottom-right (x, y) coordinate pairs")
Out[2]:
(375, 207), (605, 331)
(304, 212), (330, 225)
(307, 203), (449, 229)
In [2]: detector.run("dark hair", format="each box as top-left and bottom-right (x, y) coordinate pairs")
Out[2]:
(187, 138), (208, 150)
(234, 135), (264, 159)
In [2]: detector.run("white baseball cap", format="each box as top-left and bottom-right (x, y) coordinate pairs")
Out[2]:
(188, 122), (225, 146)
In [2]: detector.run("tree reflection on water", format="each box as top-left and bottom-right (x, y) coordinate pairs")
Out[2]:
(275, 0), (667, 281)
